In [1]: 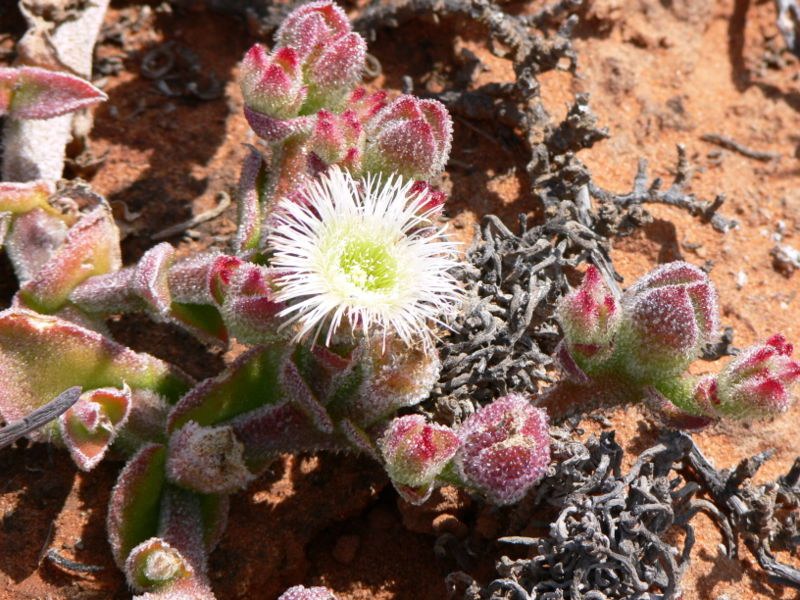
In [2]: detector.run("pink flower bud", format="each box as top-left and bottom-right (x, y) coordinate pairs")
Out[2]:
(278, 586), (338, 600)
(275, 1), (351, 63)
(240, 45), (305, 118)
(309, 109), (362, 167)
(709, 334), (800, 418)
(557, 266), (620, 372)
(363, 96), (453, 181)
(349, 88), (388, 121)
(379, 415), (460, 503)
(620, 261), (719, 380)
(455, 394), (550, 505)
(306, 32), (366, 110)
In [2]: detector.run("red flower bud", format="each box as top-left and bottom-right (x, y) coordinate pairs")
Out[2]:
(363, 96), (453, 181)
(455, 394), (550, 505)
(240, 45), (305, 118)
(275, 1), (351, 63)
(620, 262), (719, 380)
(309, 109), (362, 167)
(557, 266), (620, 372)
(711, 334), (800, 418)
(379, 414), (459, 503)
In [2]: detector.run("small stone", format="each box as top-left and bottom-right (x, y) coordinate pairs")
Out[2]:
(332, 534), (360, 565)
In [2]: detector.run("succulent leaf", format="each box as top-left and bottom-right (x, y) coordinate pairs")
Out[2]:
(0, 66), (106, 120)
(59, 385), (133, 471)
(108, 444), (168, 568)
(18, 206), (121, 313)
(0, 309), (191, 438)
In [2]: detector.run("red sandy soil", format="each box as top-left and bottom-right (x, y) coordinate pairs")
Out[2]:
(1, 0), (800, 599)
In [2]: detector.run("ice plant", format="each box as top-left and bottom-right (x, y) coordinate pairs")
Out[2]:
(619, 262), (718, 380)
(0, 3), (797, 599)
(0, 66), (106, 120)
(267, 166), (461, 346)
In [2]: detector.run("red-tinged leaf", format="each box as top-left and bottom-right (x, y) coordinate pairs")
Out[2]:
(220, 264), (285, 345)
(243, 106), (313, 143)
(0, 309), (191, 437)
(107, 444), (168, 568)
(229, 401), (339, 471)
(132, 243), (175, 318)
(339, 418), (378, 459)
(156, 487), (214, 575)
(59, 385), (132, 471)
(0, 180), (58, 216)
(168, 253), (243, 306)
(0, 66), (107, 120)
(70, 267), (139, 314)
(280, 358), (334, 434)
(167, 346), (288, 432)
(198, 493), (229, 551)
(19, 206), (121, 313)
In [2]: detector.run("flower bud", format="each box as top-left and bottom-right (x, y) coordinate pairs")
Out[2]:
(240, 45), (305, 119)
(455, 394), (550, 505)
(557, 266), (620, 373)
(620, 261), (719, 381)
(379, 415), (459, 503)
(306, 32), (366, 111)
(706, 334), (800, 419)
(347, 335), (441, 426)
(275, 1), (351, 62)
(274, 2), (365, 112)
(363, 96), (453, 181)
(309, 109), (362, 167)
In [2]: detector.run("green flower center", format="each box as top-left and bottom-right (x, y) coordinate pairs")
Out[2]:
(338, 237), (398, 293)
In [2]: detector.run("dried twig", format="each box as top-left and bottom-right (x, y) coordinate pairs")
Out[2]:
(151, 192), (231, 240)
(700, 133), (781, 162)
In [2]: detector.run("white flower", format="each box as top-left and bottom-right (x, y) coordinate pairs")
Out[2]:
(267, 167), (461, 346)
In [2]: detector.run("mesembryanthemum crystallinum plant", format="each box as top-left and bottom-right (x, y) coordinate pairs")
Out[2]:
(0, 2), (798, 599)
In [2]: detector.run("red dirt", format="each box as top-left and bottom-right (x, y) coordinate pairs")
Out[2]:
(1, 1), (799, 599)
